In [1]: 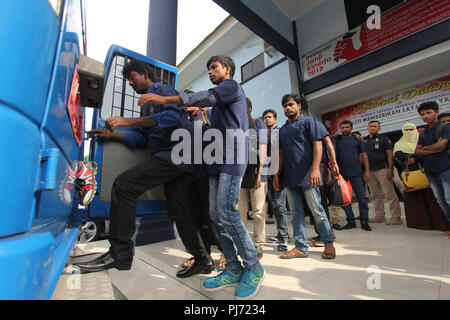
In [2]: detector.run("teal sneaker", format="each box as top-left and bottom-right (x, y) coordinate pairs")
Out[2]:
(235, 264), (265, 300)
(203, 269), (243, 292)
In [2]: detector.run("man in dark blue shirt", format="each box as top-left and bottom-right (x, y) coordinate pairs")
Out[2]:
(415, 101), (450, 222)
(364, 121), (402, 225)
(333, 120), (372, 231)
(137, 55), (264, 300)
(273, 94), (336, 260)
(75, 60), (213, 278)
(263, 109), (291, 251)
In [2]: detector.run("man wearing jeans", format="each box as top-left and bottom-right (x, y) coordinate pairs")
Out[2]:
(273, 94), (336, 260)
(333, 120), (372, 231)
(237, 98), (267, 259)
(263, 109), (290, 251)
(138, 55), (264, 300)
(415, 101), (450, 222)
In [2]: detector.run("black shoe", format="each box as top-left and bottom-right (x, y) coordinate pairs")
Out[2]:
(332, 223), (343, 230)
(176, 258), (214, 278)
(343, 222), (356, 229)
(72, 251), (110, 265)
(311, 235), (321, 242)
(74, 253), (132, 273)
(361, 223), (372, 231)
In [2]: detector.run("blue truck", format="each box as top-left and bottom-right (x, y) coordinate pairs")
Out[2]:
(0, 0), (177, 299)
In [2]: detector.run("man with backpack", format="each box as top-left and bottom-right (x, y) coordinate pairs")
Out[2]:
(237, 98), (267, 259)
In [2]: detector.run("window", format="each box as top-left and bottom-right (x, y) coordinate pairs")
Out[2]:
(241, 42), (281, 82)
(101, 54), (176, 120)
(242, 53), (267, 82)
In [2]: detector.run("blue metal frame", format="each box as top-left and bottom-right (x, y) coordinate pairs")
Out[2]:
(87, 45), (178, 220)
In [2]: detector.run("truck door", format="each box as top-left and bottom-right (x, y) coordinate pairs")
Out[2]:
(86, 46), (179, 244)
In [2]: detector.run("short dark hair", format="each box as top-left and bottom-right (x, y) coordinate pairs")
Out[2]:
(122, 59), (156, 81)
(368, 120), (380, 125)
(207, 55), (235, 79)
(340, 120), (353, 127)
(418, 101), (439, 113)
(281, 94), (301, 106)
(263, 109), (277, 118)
(438, 112), (450, 120)
(245, 97), (252, 110)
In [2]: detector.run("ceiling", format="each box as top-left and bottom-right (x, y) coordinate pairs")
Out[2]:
(271, 0), (327, 21)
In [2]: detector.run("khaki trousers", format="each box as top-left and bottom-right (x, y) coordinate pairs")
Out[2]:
(367, 168), (402, 219)
(238, 182), (267, 246)
(330, 206), (340, 224)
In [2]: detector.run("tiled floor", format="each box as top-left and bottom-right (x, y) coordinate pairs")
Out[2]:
(56, 202), (450, 300)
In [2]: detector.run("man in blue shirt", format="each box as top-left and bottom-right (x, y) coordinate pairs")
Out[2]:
(263, 109), (290, 251)
(75, 60), (213, 278)
(180, 99), (226, 270)
(415, 101), (450, 222)
(333, 120), (372, 231)
(137, 56), (264, 300)
(238, 98), (268, 259)
(273, 94), (336, 260)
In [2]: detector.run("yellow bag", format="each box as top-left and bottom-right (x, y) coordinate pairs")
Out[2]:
(401, 154), (430, 192)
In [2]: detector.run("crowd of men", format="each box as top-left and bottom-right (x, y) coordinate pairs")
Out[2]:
(71, 55), (450, 300)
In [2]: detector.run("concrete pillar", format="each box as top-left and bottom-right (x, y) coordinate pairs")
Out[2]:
(147, 0), (178, 66)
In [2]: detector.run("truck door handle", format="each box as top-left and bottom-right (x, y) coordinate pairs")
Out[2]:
(37, 148), (61, 191)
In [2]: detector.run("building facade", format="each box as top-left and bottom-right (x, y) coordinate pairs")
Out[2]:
(177, 0), (450, 138)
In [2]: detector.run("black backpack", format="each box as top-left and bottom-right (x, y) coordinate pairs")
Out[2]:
(241, 110), (261, 189)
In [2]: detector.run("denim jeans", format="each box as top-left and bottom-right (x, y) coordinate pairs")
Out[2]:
(286, 186), (335, 253)
(209, 173), (260, 273)
(267, 182), (289, 242)
(427, 169), (450, 220)
(342, 175), (369, 224)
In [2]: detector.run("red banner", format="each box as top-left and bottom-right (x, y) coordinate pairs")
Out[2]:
(322, 75), (450, 135)
(303, 0), (450, 80)
(67, 65), (84, 146)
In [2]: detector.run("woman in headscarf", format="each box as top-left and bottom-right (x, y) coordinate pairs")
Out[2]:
(394, 123), (450, 233)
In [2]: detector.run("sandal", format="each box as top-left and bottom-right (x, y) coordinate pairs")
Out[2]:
(322, 244), (336, 259)
(217, 253), (226, 269)
(181, 257), (195, 269)
(279, 247), (308, 259)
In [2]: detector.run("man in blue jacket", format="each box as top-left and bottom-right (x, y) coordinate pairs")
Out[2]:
(75, 60), (213, 278)
(415, 101), (450, 223)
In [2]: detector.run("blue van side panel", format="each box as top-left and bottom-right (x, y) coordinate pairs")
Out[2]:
(0, 105), (41, 237)
(0, 231), (54, 300)
(0, 0), (86, 299)
(0, 0), (59, 125)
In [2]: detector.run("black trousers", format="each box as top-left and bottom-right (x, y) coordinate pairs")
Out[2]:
(108, 154), (209, 263)
(188, 175), (222, 254)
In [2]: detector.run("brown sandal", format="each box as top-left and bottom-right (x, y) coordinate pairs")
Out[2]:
(322, 244), (336, 259)
(280, 247), (308, 259)
(217, 253), (226, 269)
(181, 257), (195, 268)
